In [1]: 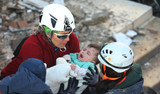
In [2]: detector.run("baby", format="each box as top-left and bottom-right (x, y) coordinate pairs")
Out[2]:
(45, 43), (101, 94)
(64, 43), (101, 78)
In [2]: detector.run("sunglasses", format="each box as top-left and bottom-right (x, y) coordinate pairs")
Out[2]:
(54, 30), (73, 39)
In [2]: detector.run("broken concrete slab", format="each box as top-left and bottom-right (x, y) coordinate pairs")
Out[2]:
(131, 17), (160, 65)
(8, 21), (31, 32)
(19, 0), (49, 9)
(99, 0), (152, 33)
(82, 11), (112, 25)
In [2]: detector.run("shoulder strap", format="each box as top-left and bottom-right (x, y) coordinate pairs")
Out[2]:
(12, 37), (29, 60)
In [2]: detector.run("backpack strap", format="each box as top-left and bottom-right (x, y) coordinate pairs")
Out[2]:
(12, 37), (29, 60)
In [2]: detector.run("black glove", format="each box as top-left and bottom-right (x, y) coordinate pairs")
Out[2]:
(83, 66), (99, 86)
(57, 77), (79, 94)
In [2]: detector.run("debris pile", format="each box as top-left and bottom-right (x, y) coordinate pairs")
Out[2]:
(0, 0), (156, 72)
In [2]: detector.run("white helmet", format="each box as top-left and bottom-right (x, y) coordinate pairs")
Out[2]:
(98, 42), (134, 73)
(39, 4), (75, 32)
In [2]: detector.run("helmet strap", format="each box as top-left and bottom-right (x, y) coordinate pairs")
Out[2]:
(42, 27), (57, 49)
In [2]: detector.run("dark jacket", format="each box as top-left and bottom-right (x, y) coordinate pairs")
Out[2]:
(0, 58), (52, 94)
(1, 32), (80, 78)
(106, 63), (144, 94)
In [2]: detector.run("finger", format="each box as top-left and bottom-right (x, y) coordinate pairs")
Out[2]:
(88, 67), (94, 76)
(86, 72), (92, 79)
(67, 77), (72, 89)
(83, 76), (91, 81)
(94, 65), (98, 74)
(82, 82), (88, 85)
(71, 77), (79, 88)
(58, 83), (64, 93)
(71, 77), (76, 87)
(73, 79), (79, 88)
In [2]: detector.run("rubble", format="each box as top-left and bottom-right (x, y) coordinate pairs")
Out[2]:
(0, 2), (160, 93)
(18, 0), (49, 11)
(8, 21), (31, 32)
(82, 11), (112, 25)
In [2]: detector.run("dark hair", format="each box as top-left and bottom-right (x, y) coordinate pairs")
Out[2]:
(96, 66), (132, 94)
(87, 43), (101, 64)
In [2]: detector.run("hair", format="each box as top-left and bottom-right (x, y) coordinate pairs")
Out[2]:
(96, 66), (132, 94)
(87, 43), (102, 64)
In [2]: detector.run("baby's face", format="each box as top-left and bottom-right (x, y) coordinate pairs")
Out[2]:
(78, 47), (98, 63)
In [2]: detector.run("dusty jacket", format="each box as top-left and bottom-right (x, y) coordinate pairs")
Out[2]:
(0, 58), (52, 94)
(1, 32), (80, 78)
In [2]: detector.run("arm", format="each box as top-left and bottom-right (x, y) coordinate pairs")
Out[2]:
(71, 65), (88, 77)
(1, 35), (43, 78)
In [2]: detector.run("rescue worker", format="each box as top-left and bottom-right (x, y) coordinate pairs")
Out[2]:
(96, 42), (144, 94)
(1, 4), (80, 78)
(0, 4), (99, 93)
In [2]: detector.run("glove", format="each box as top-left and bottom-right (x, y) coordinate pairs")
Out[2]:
(83, 66), (99, 86)
(57, 77), (79, 94)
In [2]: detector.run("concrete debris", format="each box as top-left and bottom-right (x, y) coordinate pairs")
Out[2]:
(19, 0), (49, 9)
(144, 62), (151, 66)
(82, 11), (112, 25)
(18, 1), (38, 11)
(137, 30), (146, 35)
(8, 21), (31, 32)
(113, 32), (132, 46)
(149, 29), (158, 34)
(53, 0), (65, 5)
(126, 30), (137, 38)
(0, 18), (2, 24)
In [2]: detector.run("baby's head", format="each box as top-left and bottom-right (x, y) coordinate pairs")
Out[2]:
(78, 43), (101, 64)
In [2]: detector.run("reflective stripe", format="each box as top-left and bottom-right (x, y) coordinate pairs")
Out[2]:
(102, 64), (127, 85)
(102, 64), (120, 80)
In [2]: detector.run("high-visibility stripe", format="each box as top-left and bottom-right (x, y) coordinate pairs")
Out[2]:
(102, 64), (127, 85)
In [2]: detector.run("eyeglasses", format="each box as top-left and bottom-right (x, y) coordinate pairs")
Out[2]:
(54, 30), (73, 39)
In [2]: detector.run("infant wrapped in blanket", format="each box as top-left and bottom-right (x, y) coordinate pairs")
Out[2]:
(45, 43), (101, 94)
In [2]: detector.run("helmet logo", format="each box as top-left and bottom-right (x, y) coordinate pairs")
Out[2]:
(39, 12), (43, 23)
(122, 54), (127, 58)
(49, 14), (57, 28)
(64, 16), (72, 31)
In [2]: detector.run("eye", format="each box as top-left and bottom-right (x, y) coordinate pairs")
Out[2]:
(122, 54), (127, 58)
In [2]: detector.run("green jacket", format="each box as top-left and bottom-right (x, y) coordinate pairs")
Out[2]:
(114, 63), (142, 89)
